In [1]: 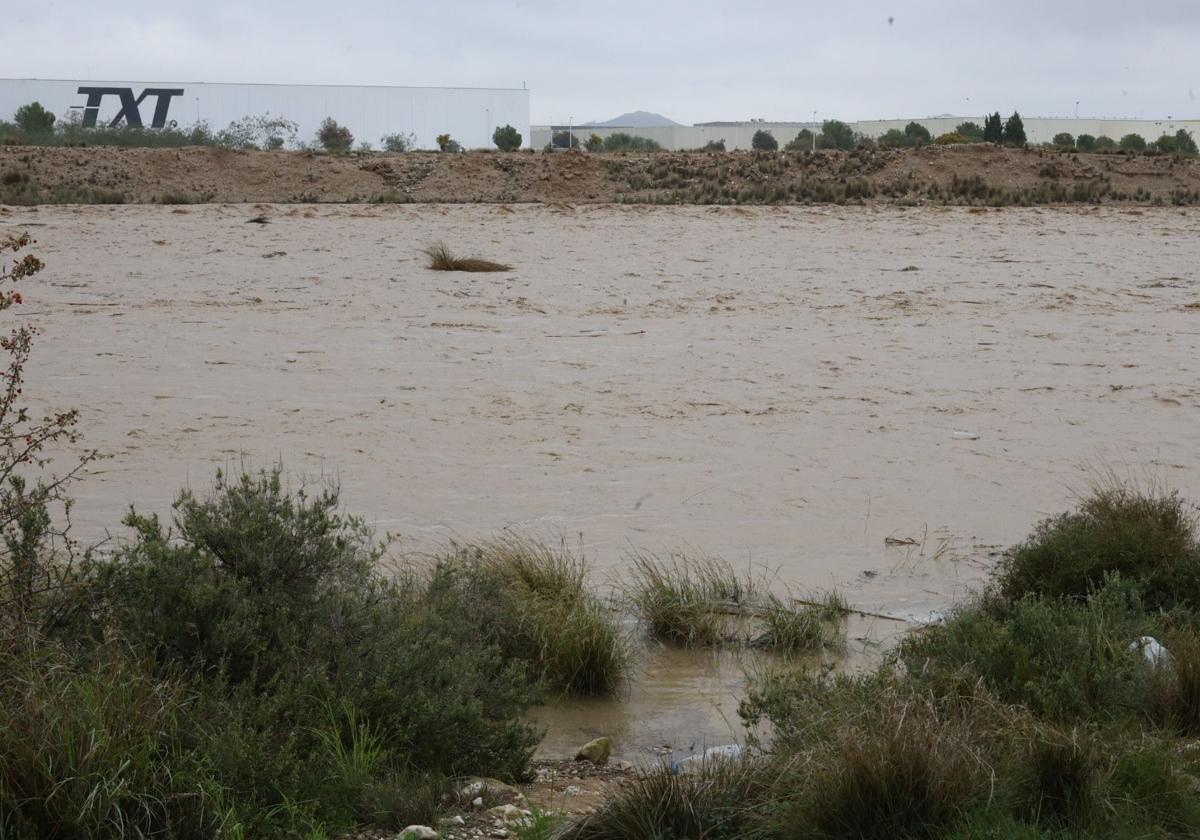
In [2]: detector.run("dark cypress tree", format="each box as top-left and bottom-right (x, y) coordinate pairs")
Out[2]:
(1002, 112), (1027, 146)
(983, 112), (1004, 144)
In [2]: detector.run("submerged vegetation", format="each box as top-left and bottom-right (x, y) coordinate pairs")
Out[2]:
(422, 241), (513, 272)
(563, 480), (1200, 838)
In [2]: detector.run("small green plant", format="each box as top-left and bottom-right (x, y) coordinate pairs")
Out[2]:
(493, 124), (522, 152)
(1052, 132), (1075, 148)
(601, 132), (661, 152)
(584, 133), (604, 152)
(437, 133), (463, 153)
(703, 138), (726, 152)
(381, 132), (416, 152)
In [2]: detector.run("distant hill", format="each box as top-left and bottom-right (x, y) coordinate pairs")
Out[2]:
(583, 111), (682, 128)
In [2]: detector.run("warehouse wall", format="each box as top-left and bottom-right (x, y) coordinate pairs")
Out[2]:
(0, 78), (530, 150)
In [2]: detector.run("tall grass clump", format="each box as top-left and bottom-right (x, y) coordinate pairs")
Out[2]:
(0, 637), (223, 839)
(627, 552), (752, 645)
(559, 757), (775, 840)
(626, 553), (844, 653)
(422, 242), (512, 272)
(444, 536), (631, 695)
(998, 481), (1200, 609)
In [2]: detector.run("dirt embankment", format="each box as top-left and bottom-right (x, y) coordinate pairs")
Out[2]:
(2, 143), (1200, 206)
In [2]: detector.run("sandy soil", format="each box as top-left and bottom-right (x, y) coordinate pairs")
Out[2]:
(6, 202), (1199, 754)
(3, 144), (1200, 205)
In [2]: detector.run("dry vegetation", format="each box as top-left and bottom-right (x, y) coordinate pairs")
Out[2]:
(422, 242), (512, 272)
(4, 144), (1200, 205)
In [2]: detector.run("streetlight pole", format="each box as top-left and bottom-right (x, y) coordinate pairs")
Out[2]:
(1075, 100), (1080, 119)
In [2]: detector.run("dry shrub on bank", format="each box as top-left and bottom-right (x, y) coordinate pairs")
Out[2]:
(422, 242), (512, 272)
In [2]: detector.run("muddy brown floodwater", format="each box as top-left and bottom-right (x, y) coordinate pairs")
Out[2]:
(9, 202), (1199, 758)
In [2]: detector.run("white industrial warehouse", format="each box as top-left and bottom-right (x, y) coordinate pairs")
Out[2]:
(0, 78), (530, 151)
(1, 78), (1197, 152)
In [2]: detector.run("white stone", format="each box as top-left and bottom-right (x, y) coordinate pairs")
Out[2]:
(399, 826), (438, 840)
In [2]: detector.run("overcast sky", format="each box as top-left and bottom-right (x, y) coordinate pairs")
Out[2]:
(5, 1), (1198, 125)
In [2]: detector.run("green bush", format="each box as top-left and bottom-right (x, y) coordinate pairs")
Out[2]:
(1076, 133), (1097, 151)
(492, 124), (522, 152)
(996, 483), (1200, 609)
(584, 133), (604, 152)
(381, 131), (416, 152)
(1119, 133), (1146, 152)
(956, 122), (985, 142)
(878, 128), (907, 148)
(1174, 129), (1199, 155)
(935, 132), (967, 145)
(751, 129), (778, 151)
(785, 128), (814, 151)
(436, 133), (464, 153)
(86, 468), (542, 780)
(13, 102), (55, 134)
(316, 117), (353, 151)
(820, 119), (856, 150)
(1053, 132), (1075, 148)
(1094, 135), (1116, 150)
(601, 132), (661, 152)
(702, 138), (726, 152)
(904, 121), (932, 147)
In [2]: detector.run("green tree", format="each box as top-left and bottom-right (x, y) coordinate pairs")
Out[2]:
(904, 121), (932, 147)
(14, 102), (55, 134)
(1094, 135), (1116, 150)
(878, 128), (907, 148)
(956, 122), (985, 142)
(1118, 133), (1146, 152)
(1154, 134), (1178, 153)
(820, 120), (856, 150)
(316, 117), (353, 151)
(784, 129), (814, 151)
(1052, 132), (1075, 148)
(1076, 134), (1097, 151)
(1002, 112), (1026, 146)
(751, 129), (778, 151)
(584, 133), (604, 152)
(1174, 129), (1198, 155)
(983, 112), (1004, 144)
(492, 124), (522, 152)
